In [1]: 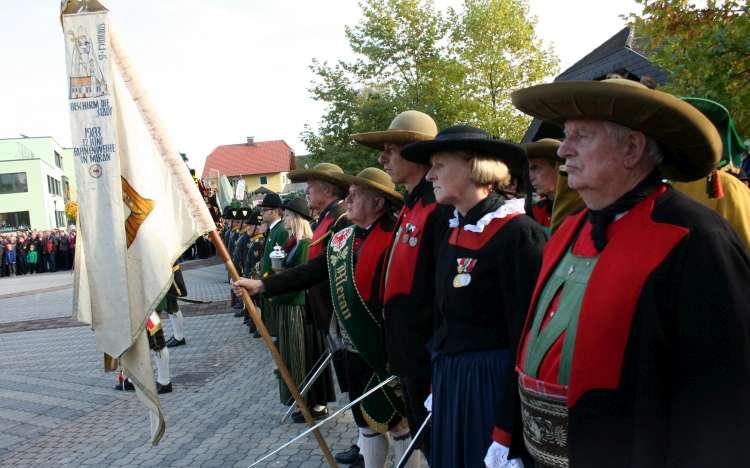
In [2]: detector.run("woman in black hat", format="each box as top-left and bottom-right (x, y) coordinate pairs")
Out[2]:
(402, 126), (546, 468)
(269, 197), (317, 408)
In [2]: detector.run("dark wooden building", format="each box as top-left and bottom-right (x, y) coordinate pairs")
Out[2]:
(522, 26), (668, 142)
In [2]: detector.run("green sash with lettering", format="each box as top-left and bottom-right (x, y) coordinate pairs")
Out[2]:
(327, 226), (404, 432)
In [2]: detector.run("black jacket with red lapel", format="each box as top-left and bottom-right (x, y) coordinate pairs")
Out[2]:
(515, 186), (750, 467)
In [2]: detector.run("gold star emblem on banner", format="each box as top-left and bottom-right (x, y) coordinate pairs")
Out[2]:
(121, 177), (155, 248)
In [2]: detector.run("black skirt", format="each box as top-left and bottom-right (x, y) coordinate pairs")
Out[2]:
(431, 348), (512, 468)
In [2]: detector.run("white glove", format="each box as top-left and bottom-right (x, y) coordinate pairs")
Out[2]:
(423, 393), (432, 412)
(484, 441), (524, 468)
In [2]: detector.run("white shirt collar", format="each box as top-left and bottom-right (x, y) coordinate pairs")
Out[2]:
(448, 198), (526, 233)
(269, 218), (282, 231)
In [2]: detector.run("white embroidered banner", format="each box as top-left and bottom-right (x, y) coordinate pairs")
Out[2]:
(63, 6), (214, 444)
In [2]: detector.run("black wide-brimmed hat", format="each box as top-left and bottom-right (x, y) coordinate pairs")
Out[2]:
(401, 125), (527, 176)
(243, 207), (263, 226)
(283, 197), (313, 221)
(257, 192), (283, 209)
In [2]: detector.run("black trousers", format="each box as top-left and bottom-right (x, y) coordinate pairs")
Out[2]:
(148, 327), (166, 351)
(401, 375), (432, 458)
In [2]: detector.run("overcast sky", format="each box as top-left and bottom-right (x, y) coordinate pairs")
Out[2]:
(1, 0), (639, 174)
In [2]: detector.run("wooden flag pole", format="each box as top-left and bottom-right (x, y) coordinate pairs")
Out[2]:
(210, 230), (338, 468)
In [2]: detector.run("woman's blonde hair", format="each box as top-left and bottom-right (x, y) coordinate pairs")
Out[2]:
(453, 151), (511, 188)
(284, 211), (313, 241)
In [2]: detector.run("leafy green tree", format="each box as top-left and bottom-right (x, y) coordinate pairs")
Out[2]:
(630, 0), (750, 135)
(447, 0), (559, 140)
(302, 0), (559, 174)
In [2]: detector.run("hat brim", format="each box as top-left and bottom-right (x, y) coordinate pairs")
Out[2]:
(287, 169), (345, 185)
(511, 80), (722, 181)
(401, 138), (527, 176)
(257, 202), (283, 209)
(351, 130), (436, 151)
(525, 140), (563, 164)
(283, 205), (313, 221)
(331, 174), (404, 207)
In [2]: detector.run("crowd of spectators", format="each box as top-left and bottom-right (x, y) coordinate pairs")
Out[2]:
(0, 227), (76, 277)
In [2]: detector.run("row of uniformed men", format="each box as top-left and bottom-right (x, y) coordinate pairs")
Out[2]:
(234, 77), (750, 468)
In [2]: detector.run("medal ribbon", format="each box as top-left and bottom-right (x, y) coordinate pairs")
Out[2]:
(456, 258), (477, 274)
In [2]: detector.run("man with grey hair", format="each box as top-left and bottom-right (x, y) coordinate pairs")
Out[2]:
(483, 78), (750, 468)
(283, 163), (350, 423)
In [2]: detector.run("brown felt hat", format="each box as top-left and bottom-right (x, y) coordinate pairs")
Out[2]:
(351, 110), (438, 150)
(524, 138), (562, 163)
(288, 162), (346, 185)
(511, 78), (722, 181)
(332, 167), (404, 207)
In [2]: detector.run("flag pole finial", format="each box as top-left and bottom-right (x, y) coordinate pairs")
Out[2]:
(61, 0), (108, 16)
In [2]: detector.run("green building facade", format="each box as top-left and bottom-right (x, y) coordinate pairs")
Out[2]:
(0, 136), (77, 231)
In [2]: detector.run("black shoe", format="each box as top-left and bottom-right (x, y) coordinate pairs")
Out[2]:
(165, 336), (186, 347)
(292, 406), (329, 424)
(114, 379), (135, 391)
(335, 445), (361, 464)
(348, 455), (364, 468)
(253, 330), (261, 338)
(156, 382), (173, 394)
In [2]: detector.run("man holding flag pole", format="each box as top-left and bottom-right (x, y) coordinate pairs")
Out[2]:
(60, 2), (339, 464)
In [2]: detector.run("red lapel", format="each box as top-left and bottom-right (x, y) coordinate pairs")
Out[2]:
(308, 215), (335, 260)
(568, 191), (688, 405)
(355, 224), (393, 303)
(383, 199), (437, 304)
(448, 213), (521, 250)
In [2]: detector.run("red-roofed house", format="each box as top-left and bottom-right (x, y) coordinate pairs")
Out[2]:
(202, 138), (295, 194)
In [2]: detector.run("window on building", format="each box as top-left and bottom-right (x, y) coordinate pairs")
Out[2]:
(259, 175), (268, 185)
(56, 211), (66, 228)
(47, 175), (62, 196)
(54, 151), (63, 169)
(0, 211), (30, 230)
(0, 172), (28, 194)
(62, 177), (71, 202)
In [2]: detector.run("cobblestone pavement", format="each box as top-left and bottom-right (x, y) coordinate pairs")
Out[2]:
(0, 258), (227, 325)
(0, 270), (74, 298)
(0, 257), (361, 467)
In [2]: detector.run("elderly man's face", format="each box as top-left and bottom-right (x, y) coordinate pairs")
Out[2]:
(559, 119), (627, 195)
(306, 180), (332, 211)
(528, 158), (558, 198)
(345, 185), (383, 227)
